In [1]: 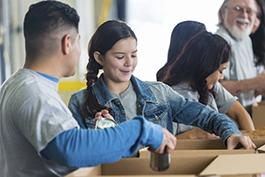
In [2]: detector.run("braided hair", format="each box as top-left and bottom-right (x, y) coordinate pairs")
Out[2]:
(82, 20), (137, 117)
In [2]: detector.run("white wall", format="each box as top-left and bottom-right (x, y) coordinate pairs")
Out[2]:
(2, 0), (224, 82)
(127, 0), (224, 81)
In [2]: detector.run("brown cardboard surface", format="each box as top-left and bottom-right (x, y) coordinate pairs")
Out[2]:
(91, 176), (196, 177)
(252, 102), (265, 129)
(138, 137), (257, 159)
(65, 166), (101, 177)
(200, 154), (265, 176)
(174, 139), (225, 149)
(65, 166), (196, 177)
(69, 175), (196, 177)
(257, 144), (265, 153)
(66, 132), (265, 177)
(65, 155), (216, 177)
(176, 127), (221, 140)
(102, 155), (216, 175)
(177, 127), (265, 141)
(243, 128), (265, 139)
(66, 154), (265, 177)
(140, 149), (255, 158)
(174, 135), (265, 150)
(253, 138), (265, 147)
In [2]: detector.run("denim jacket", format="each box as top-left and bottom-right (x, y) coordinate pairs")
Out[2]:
(68, 75), (240, 141)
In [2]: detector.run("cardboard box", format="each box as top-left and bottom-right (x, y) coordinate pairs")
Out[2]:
(200, 154), (265, 176)
(176, 127), (265, 141)
(139, 138), (257, 158)
(66, 129), (265, 177)
(65, 154), (265, 177)
(252, 101), (265, 129)
(65, 138), (265, 177)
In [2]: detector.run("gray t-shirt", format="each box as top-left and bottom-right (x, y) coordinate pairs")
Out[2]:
(111, 82), (137, 119)
(216, 27), (257, 107)
(0, 69), (79, 177)
(172, 81), (236, 134)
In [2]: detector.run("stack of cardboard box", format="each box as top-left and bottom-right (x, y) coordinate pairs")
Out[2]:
(65, 136), (265, 177)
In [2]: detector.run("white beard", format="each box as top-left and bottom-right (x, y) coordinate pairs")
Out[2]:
(227, 24), (252, 40)
(225, 18), (252, 40)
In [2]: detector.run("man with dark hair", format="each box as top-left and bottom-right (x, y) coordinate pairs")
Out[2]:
(0, 1), (176, 177)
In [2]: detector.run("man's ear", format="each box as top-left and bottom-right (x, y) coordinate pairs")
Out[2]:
(94, 51), (103, 65)
(220, 7), (227, 23)
(61, 34), (72, 55)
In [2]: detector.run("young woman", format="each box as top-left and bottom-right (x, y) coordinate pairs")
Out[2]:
(157, 21), (255, 135)
(68, 20), (255, 149)
(157, 21), (206, 78)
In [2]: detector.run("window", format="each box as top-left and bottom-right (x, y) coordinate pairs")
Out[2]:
(127, 0), (223, 81)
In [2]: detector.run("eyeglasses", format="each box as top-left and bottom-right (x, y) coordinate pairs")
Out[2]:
(226, 5), (259, 17)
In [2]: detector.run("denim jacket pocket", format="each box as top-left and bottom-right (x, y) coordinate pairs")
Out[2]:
(144, 105), (168, 127)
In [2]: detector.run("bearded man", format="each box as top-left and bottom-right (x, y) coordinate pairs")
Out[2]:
(216, 0), (265, 115)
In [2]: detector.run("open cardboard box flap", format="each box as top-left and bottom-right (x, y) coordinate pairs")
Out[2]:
(200, 154), (265, 176)
(257, 144), (265, 153)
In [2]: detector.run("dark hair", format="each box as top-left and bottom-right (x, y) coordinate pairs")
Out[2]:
(251, 0), (265, 66)
(23, 0), (79, 59)
(158, 31), (231, 105)
(157, 21), (206, 80)
(83, 20), (137, 117)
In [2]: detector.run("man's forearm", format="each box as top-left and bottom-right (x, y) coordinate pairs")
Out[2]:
(221, 78), (260, 95)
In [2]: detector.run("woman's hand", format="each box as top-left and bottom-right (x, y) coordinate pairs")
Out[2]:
(94, 109), (116, 129)
(94, 109), (114, 120)
(226, 134), (256, 150)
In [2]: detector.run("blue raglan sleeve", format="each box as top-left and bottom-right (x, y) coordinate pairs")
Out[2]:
(41, 116), (163, 167)
(163, 84), (240, 141)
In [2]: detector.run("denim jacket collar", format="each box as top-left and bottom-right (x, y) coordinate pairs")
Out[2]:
(92, 74), (157, 106)
(130, 76), (157, 103)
